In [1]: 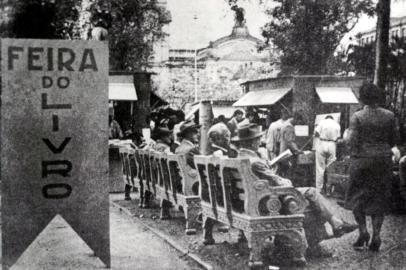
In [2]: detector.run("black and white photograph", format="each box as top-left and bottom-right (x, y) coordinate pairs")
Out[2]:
(0, 0), (406, 269)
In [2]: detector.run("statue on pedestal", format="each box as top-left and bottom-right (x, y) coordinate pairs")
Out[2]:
(231, 5), (246, 28)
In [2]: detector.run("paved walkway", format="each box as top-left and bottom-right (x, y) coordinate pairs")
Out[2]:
(1, 205), (202, 270)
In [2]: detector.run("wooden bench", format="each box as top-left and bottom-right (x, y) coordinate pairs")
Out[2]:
(194, 155), (308, 268)
(118, 146), (135, 188)
(129, 148), (201, 234)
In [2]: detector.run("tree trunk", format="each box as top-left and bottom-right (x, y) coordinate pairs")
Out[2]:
(399, 81), (406, 141)
(373, 0), (391, 91)
(77, 0), (94, 40)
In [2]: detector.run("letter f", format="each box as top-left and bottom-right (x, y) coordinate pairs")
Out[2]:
(8, 46), (23, 70)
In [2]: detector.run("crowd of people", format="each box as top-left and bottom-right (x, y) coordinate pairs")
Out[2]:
(112, 82), (406, 264)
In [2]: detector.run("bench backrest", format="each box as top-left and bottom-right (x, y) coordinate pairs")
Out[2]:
(119, 146), (136, 186)
(139, 149), (152, 188)
(194, 155), (307, 222)
(148, 151), (160, 189)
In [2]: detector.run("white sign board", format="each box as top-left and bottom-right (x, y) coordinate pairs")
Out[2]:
(294, 125), (309, 137)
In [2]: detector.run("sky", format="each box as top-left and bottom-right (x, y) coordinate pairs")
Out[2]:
(165, 0), (406, 49)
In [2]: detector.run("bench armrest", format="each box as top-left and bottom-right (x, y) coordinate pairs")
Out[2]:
(246, 179), (308, 217)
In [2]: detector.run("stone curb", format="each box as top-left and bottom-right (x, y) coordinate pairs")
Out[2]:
(110, 201), (214, 270)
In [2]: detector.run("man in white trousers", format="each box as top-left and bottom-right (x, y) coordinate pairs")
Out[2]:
(314, 115), (341, 191)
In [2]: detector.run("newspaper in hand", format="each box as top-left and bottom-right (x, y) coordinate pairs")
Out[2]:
(268, 149), (293, 167)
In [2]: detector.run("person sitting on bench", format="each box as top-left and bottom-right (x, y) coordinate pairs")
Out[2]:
(231, 123), (358, 259)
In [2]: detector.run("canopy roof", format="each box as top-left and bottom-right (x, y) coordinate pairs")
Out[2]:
(233, 88), (291, 107)
(315, 87), (358, 104)
(108, 75), (137, 101)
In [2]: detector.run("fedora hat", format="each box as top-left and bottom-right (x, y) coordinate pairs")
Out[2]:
(177, 120), (201, 137)
(231, 123), (263, 142)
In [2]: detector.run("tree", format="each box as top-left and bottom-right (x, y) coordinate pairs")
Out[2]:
(89, 0), (171, 71)
(9, 0), (80, 39)
(347, 37), (406, 139)
(373, 0), (391, 90)
(257, 0), (375, 75)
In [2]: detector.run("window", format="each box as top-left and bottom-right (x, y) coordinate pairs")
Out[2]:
(402, 28), (406, 37)
(366, 37), (369, 44)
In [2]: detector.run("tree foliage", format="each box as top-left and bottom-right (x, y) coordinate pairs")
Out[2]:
(347, 38), (406, 139)
(90, 0), (171, 71)
(258, 0), (375, 75)
(9, 0), (80, 39)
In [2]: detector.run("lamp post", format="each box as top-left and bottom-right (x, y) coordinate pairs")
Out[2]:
(194, 14), (198, 102)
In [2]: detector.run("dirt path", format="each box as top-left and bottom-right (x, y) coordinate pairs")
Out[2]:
(1, 206), (203, 270)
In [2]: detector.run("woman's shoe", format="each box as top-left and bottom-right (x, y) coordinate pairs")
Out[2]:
(353, 232), (370, 251)
(369, 236), (381, 252)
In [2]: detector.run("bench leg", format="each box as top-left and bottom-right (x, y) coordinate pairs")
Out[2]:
(286, 229), (307, 263)
(143, 190), (152, 208)
(160, 199), (172, 220)
(247, 232), (266, 268)
(202, 216), (215, 245)
(124, 184), (132, 200)
(237, 229), (247, 243)
(184, 205), (200, 235)
(139, 182), (145, 208)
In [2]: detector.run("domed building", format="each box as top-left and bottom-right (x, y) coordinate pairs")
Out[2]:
(151, 7), (279, 108)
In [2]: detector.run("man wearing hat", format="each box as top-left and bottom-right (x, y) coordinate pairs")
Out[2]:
(232, 123), (358, 260)
(175, 120), (201, 195)
(152, 127), (173, 153)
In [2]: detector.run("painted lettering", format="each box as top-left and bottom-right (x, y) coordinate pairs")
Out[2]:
(8, 46), (23, 70)
(7, 46), (98, 72)
(57, 77), (70, 89)
(41, 93), (72, 110)
(47, 47), (53, 71)
(28, 47), (44, 71)
(42, 76), (53, 88)
(42, 137), (71, 154)
(52, 115), (59, 132)
(79, 49), (98, 71)
(58, 48), (75, 71)
(42, 76), (70, 89)
(42, 160), (72, 178)
(42, 183), (72, 199)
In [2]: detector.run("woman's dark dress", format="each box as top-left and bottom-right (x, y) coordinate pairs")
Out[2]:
(345, 106), (398, 215)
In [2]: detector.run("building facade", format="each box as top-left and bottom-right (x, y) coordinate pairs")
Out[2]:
(357, 16), (406, 46)
(151, 20), (279, 109)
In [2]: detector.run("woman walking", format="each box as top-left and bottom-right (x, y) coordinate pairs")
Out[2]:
(345, 82), (400, 252)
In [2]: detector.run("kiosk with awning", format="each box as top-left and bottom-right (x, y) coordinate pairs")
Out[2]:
(233, 88), (291, 107)
(109, 75), (138, 133)
(109, 71), (160, 134)
(108, 71), (156, 193)
(236, 76), (364, 187)
(236, 75), (364, 135)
